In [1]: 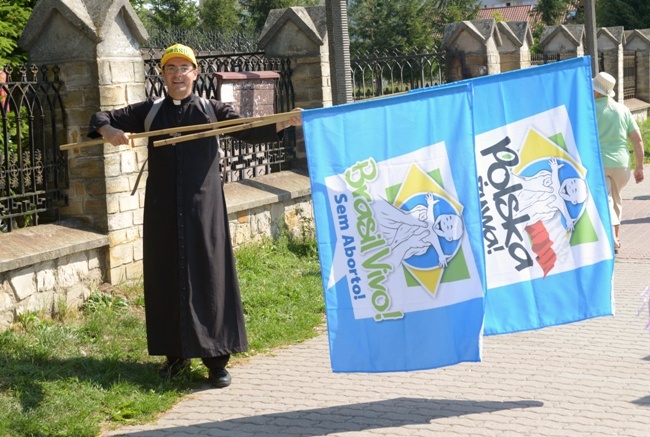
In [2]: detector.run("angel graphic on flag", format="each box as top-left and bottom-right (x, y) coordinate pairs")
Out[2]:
(512, 156), (589, 277)
(512, 157), (588, 231)
(376, 193), (464, 269)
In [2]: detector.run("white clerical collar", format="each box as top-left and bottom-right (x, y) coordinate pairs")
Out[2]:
(173, 99), (181, 105)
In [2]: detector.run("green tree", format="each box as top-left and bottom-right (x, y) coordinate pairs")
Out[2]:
(349, 0), (479, 54)
(130, 0), (199, 33)
(535, 0), (572, 25)
(240, 0), (319, 33)
(350, 0), (432, 53)
(491, 11), (506, 23)
(529, 0), (586, 53)
(0, 0), (35, 66)
(431, 0), (480, 36)
(568, 0), (585, 24)
(596, 0), (650, 29)
(199, 0), (242, 32)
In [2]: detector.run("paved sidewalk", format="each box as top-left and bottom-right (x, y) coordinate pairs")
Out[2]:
(104, 167), (650, 437)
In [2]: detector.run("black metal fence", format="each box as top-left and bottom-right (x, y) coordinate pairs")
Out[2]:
(350, 48), (447, 101)
(530, 53), (561, 66)
(623, 51), (637, 99)
(0, 65), (67, 233)
(142, 49), (296, 182)
(598, 52), (638, 99)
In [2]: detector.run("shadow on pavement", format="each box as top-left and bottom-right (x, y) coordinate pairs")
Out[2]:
(621, 216), (650, 225)
(110, 397), (543, 436)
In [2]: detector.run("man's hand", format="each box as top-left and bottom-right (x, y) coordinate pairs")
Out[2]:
(276, 108), (303, 132)
(98, 125), (130, 146)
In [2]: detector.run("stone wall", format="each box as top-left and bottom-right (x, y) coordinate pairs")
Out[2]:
(0, 220), (108, 329)
(0, 170), (313, 330)
(225, 170), (314, 246)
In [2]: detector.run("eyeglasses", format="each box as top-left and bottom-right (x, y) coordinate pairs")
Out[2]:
(164, 65), (195, 75)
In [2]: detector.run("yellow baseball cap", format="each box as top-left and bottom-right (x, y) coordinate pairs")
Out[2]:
(161, 43), (197, 68)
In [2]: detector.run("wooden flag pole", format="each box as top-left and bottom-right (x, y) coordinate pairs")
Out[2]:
(153, 113), (298, 147)
(59, 112), (297, 151)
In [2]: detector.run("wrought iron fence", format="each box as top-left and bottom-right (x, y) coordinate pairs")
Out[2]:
(623, 51), (637, 99)
(350, 48), (447, 101)
(598, 52), (637, 100)
(530, 53), (561, 66)
(142, 49), (296, 182)
(0, 64), (67, 233)
(145, 29), (260, 54)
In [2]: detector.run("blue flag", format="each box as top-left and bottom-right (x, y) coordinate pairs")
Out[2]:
(303, 57), (614, 372)
(302, 84), (486, 372)
(467, 57), (614, 335)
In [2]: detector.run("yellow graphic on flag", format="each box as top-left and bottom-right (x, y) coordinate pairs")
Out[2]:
(514, 128), (586, 177)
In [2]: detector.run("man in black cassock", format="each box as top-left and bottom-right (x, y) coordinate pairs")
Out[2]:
(88, 44), (301, 388)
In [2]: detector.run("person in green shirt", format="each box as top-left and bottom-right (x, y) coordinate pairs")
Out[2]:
(593, 72), (645, 253)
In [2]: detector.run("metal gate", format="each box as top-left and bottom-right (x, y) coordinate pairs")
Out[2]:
(623, 51), (637, 99)
(0, 65), (67, 233)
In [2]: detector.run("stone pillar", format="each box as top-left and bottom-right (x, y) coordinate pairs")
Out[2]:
(441, 19), (502, 82)
(497, 21), (533, 72)
(539, 25), (585, 61)
(258, 6), (330, 162)
(325, 0), (353, 105)
(18, 0), (149, 285)
(597, 27), (625, 102)
(624, 29), (650, 103)
(259, 7), (331, 110)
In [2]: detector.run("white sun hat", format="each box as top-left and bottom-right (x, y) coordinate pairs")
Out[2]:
(592, 72), (616, 97)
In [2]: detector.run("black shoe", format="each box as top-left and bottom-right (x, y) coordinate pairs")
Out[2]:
(158, 359), (190, 379)
(208, 368), (232, 388)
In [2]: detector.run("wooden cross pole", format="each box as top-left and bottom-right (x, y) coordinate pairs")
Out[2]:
(59, 112), (298, 151)
(153, 112), (297, 147)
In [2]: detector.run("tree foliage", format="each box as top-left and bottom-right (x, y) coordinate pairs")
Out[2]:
(240, 0), (319, 33)
(596, 0), (650, 29)
(432, 0), (481, 36)
(349, 0), (480, 54)
(199, 0), (243, 33)
(130, 0), (316, 35)
(132, 0), (199, 33)
(535, 0), (571, 25)
(0, 0), (35, 67)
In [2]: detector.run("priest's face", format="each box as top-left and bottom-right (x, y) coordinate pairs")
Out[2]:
(162, 57), (198, 100)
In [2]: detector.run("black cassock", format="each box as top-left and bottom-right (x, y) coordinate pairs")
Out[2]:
(89, 94), (280, 358)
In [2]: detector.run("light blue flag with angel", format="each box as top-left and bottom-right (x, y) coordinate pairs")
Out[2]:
(302, 84), (486, 372)
(469, 57), (615, 335)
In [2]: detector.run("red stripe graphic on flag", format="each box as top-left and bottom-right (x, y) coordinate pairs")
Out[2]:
(525, 221), (556, 278)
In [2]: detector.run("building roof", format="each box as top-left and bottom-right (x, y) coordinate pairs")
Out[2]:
(477, 5), (540, 26)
